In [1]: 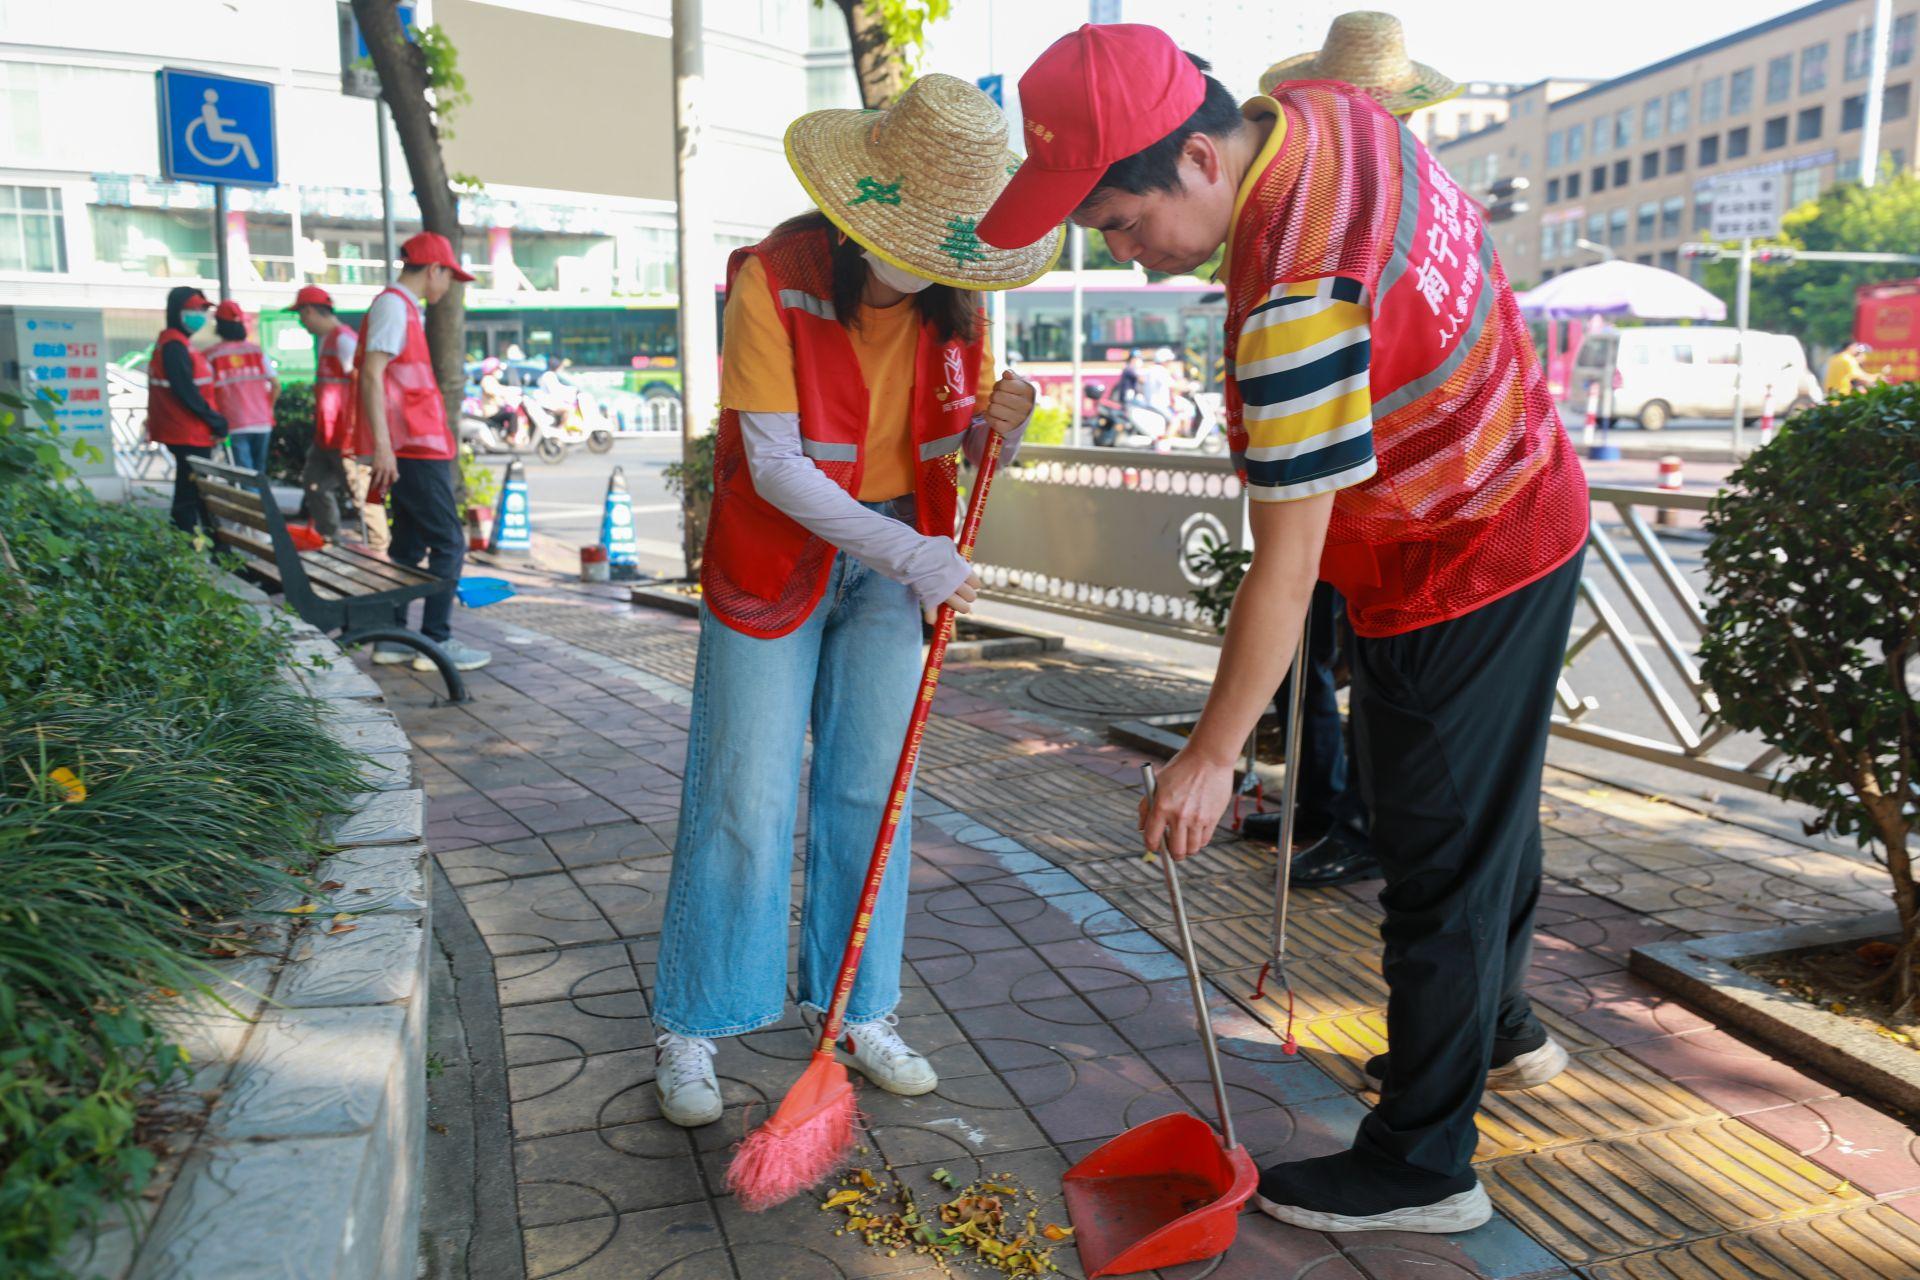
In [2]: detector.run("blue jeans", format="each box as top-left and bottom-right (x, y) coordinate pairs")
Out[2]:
(227, 431), (271, 473)
(655, 508), (922, 1038)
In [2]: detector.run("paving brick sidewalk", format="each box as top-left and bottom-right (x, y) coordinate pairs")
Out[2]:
(367, 584), (1920, 1280)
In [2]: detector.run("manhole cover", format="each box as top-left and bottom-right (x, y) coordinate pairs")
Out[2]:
(1025, 669), (1209, 716)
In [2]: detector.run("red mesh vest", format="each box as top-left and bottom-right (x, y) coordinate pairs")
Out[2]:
(702, 226), (981, 639)
(145, 330), (216, 448)
(1224, 82), (1589, 637)
(207, 340), (276, 432)
(314, 325), (355, 452)
(355, 287), (453, 461)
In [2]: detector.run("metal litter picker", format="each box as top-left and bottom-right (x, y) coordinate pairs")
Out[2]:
(726, 433), (1004, 1213)
(1061, 766), (1258, 1278)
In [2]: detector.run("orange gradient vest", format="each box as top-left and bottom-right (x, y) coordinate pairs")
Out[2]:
(1224, 82), (1589, 637)
(145, 330), (217, 448)
(702, 226), (982, 639)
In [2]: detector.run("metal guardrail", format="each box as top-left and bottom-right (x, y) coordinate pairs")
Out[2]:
(1554, 484), (1778, 792)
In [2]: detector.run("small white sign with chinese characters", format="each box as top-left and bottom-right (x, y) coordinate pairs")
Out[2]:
(1709, 173), (1784, 241)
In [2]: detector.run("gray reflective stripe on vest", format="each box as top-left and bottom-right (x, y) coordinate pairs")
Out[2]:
(779, 290), (837, 323)
(800, 438), (859, 462)
(1373, 124), (1425, 306)
(918, 430), (967, 461)
(1373, 231), (1498, 418)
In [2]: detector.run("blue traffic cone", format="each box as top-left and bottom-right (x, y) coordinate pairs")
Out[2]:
(601, 465), (639, 581)
(489, 458), (532, 555)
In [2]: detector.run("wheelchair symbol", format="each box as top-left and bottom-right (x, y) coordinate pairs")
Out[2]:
(184, 89), (261, 171)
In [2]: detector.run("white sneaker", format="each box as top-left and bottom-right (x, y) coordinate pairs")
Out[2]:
(371, 643), (412, 665)
(654, 1032), (723, 1128)
(414, 639), (492, 672)
(1256, 1183), (1492, 1234)
(838, 1014), (938, 1096)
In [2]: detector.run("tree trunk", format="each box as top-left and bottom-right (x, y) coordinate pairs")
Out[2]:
(833, 0), (905, 110)
(350, 0), (467, 428)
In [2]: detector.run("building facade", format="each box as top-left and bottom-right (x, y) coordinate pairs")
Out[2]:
(1438, 0), (1920, 287)
(1412, 81), (1538, 149)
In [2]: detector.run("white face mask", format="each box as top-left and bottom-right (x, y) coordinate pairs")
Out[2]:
(863, 250), (935, 295)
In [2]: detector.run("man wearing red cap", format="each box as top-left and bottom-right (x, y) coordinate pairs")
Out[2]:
(982, 26), (1589, 1233)
(291, 285), (388, 549)
(358, 231), (490, 672)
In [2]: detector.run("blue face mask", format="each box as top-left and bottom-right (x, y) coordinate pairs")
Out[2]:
(181, 311), (208, 335)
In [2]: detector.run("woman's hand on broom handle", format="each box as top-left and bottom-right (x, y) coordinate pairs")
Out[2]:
(925, 569), (981, 624)
(983, 373), (1035, 436)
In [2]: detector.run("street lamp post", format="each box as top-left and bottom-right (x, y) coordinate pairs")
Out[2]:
(1863, 0), (1896, 187)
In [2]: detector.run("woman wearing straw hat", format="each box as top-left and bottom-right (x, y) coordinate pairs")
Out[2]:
(1257, 11), (1461, 116)
(652, 74), (1061, 1129)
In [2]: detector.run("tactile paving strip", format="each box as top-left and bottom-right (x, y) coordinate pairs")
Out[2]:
(1292, 1011), (1393, 1092)
(1470, 1049), (1726, 1161)
(1237, 951), (1389, 1023)
(1585, 1204), (1920, 1279)
(1479, 1118), (1873, 1265)
(1155, 909), (1386, 973)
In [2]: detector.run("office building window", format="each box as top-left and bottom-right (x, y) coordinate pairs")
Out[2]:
(1765, 115), (1790, 149)
(1615, 107), (1634, 148)
(1700, 134), (1721, 165)
(1845, 92), (1868, 130)
(1661, 195), (1685, 237)
(1643, 98), (1663, 140)
(1636, 202), (1657, 241)
(1728, 125), (1751, 158)
(1666, 143), (1686, 174)
(1669, 89), (1690, 133)
(1567, 171), (1583, 198)
(1592, 164), (1608, 193)
(1547, 129), (1563, 167)
(1790, 168), (1822, 206)
(0, 186), (66, 273)
(1730, 67), (1755, 114)
(1802, 42), (1829, 93)
(1588, 212), (1607, 244)
(1701, 76), (1725, 123)
(1840, 154), (1862, 181)
(1609, 207), (1629, 246)
(1897, 13), (1917, 67)
(1567, 123), (1585, 163)
(1890, 81), (1913, 119)
(1641, 150), (1661, 180)
(1660, 249), (1680, 272)
(1847, 28), (1872, 81)
(1767, 54), (1793, 103)
(1541, 224), (1556, 260)
(1594, 116), (1610, 156)
(1694, 194), (1714, 230)
(1614, 157), (1631, 186)
(1797, 105), (1824, 141)
(1547, 176), (1561, 203)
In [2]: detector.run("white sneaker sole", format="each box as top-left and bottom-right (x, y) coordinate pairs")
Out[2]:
(1256, 1183), (1492, 1234)
(413, 655), (492, 672)
(1365, 1038), (1570, 1094)
(657, 1084), (723, 1128)
(371, 650), (413, 665)
(846, 1060), (939, 1096)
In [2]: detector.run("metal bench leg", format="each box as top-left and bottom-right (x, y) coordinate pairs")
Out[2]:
(339, 627), (473, 705)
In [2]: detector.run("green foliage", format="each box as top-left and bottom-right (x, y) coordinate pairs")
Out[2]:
(1081, 228), (1224, 284)
(0, 405), (363, 1270)
(1702, 174), (1920, 350)
(1700, 383), (1919, 1003)
(1024, 404), (1069, 446)
(458, 445), (499, 511)
(269, 379), (316, 488)
(1186, 533), (1251, 634)
(414, 24), (471, 137)
(662, 428), (717, 507)
(813, 0), (951, 89)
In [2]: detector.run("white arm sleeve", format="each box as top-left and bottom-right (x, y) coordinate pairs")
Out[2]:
(363, 294), (408, 357)
(739, 411), (973, 609)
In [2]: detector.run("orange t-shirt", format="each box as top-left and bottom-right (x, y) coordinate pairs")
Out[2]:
(721, 257), (992, 501)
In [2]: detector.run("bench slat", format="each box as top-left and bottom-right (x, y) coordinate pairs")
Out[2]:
(200, 491), (273, 534)
(309, 544), (437, 588)
(300, 550), (424, 597)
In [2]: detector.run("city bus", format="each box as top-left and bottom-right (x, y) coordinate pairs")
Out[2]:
(1001, 272), (1228, 410)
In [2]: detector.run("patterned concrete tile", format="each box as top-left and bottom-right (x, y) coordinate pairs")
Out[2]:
(457, 873), (620, 955)
(521, 1200), (724, 1280)
(495, 942), (644, 1011)
(1620, 1029), (1841, 1118)
(515, 1121), (705, 1225)
(1338, 1213), (1569, 1280)
(1740, 1096), (1920, 1199)
(502, 996), (655, 1068)
(437, 839), (564, 887)
(1529, 972), (1715, 1046)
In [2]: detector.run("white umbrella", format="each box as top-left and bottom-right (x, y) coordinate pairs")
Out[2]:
(1516, 259), (1727, 321)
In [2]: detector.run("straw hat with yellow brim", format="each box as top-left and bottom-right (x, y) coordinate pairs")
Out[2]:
(1259, 11), (1461, 117)
(785, 73), (1063, 291)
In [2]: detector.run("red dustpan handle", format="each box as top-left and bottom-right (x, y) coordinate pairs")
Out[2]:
(814, 432), (1005, 1047)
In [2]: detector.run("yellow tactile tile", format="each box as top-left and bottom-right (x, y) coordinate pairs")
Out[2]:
(1586, 1204), (1920, 1279)
(1480, 1119), (1873, 1266)
(1170, 908), (1383, 973)
(1471, 1049), (1727, 1161)
(1236, 951), (1388, 1023)
(1292, 1010), (1392, 1092)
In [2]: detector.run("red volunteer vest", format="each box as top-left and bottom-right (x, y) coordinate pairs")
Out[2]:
(145, 330), (217, 448)
(314, 325), (356, 453)
(356, 287), (453, 461)
(1223, 83), (1589, 637)
(701, 227), (983, 639)
(207, 339), (276, 432)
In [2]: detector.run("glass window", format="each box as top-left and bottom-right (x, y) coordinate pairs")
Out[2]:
(1641, 150), (1661, 180)
(1694, 193), (1714, 230)
(1567, 123), (1585, 163)
(1660, 249), (1680, 272)
(1669, 89), (1690, 133)
(1547, 129), (1564, 167)
(1728, 125), (1751, 158)
(1701, 76), (1725, 123)
(89, 205), (214, 278)
(1730, 67), (1755, 114)
(1567, 171), (1583, 198)
(1889, 81), (1912, 120)
(1636, 202), (1657, 242)
(0, 185), (67, 273)
(1847, 29), (1872, 81)
(1661, 195), (1685, 237)
(1614, 158), (1631, 186)
(1615, 107), (1634, 147)
(1840, 154), (1862, 181)
(1592, 164), (1608, 193)
(1700, 134), (1721, 165)
(1790, 168), (1823, 206)
(1643, 98), (1663, 140)
(1541, 224), (1556, 260)
(1588, 212), (1606, 243)
(1767, 54), (1793, 103)
(1594, 116), (1611, 156)
(1802, 42), (1829, 93)
(1765, 115), (1790, 149)
(1666, 143), (1686, 174)
(1547, 176), (1561, 203)
(1845, 92), (1868, 130)
(1609, 207), (1629, 246)
(1797, 105), (1824, 141)
(1896, 13), (1916, 67)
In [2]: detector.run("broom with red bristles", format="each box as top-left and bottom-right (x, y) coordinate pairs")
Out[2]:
(727, 432), (1005, 1212)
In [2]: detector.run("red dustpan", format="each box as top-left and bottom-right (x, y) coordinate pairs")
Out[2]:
(1062, 767), (1260, 1278)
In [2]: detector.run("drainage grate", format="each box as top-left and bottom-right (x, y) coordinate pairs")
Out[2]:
(1024, 669), (1210, 716)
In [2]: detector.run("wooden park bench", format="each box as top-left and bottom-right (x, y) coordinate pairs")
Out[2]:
(188, 457), (472, 703)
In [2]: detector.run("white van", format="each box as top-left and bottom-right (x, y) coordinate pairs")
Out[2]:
(1572, 326), (1823, 430)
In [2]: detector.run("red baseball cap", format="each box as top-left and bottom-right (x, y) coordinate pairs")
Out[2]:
(213, 299), (247, 323)
(180, 290), (212, 311)
(288, 285), (335, 310)
(400, 231), (476, 282)
(978, 24), (1206, 250)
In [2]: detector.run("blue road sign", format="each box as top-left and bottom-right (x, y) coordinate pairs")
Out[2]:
(977, 74), (1005, 108)
(157, 68), (277, 188)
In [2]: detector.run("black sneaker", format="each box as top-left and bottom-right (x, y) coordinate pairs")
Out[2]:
(1364, 1033), (1570, 1093)
(1255, 1150), (1491, 1234)
(1288, 832), (1381, 887)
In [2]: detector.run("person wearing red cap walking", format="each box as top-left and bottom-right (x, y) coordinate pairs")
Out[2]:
(290, 285), (388, 549)
(206, 300), (281, 474)
(358, 231), (490, 672)
(146, 285), (228, 534)
(981, 25), (1589, 1233)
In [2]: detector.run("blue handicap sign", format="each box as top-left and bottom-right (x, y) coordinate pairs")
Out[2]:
(489, 468), (532, 554)
(976, 74), (1004, 108)
(157, 68), (277, 188)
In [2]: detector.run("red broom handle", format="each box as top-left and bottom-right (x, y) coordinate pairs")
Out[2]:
(817, 431), (1005, 1045)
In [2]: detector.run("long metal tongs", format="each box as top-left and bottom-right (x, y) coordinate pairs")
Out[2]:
(1250, 605), (1311, 1054)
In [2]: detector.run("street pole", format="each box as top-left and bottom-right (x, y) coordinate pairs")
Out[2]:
(376, 99), (397, 281)
(1731, 237), (1751, 458)
(1863, 0), (1895, 188)
(214, 185), (231, 301)
(672, 0), (720, 575)
(1070, 225), (1084, 447)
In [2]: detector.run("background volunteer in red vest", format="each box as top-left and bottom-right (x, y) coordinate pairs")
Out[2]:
(291, 286), (389, 550)
(206, 300), (281, 474)
(356, 231), (490, 674)
(649, 76), (1060, 1131)
(980, 26), (1590, 1234)
(145, 286), (229, 534)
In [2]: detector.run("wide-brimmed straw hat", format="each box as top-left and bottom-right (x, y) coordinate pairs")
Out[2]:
(786, 74), (1063, 290)
(1259, 11), (1460, 117)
